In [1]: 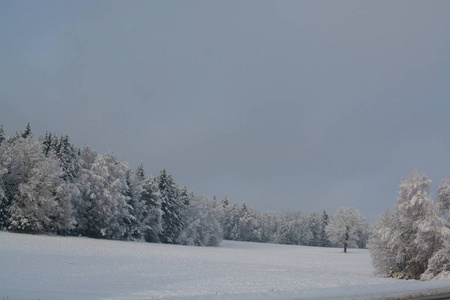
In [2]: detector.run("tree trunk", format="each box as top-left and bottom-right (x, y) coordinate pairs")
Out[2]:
(344, 242), (347, 253)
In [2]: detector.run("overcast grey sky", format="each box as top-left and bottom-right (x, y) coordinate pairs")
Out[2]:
(1, 0), (449, 221)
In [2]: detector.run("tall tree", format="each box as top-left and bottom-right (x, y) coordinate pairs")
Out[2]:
(21, 123), (32, 139)
(436, 177), (450, 217)
(320, 211), (331, 247)
(128, 165), (162, 242)
(157, 169), (185, 243)
(0, 124), (5, 145)
(309, 212), (321, 246)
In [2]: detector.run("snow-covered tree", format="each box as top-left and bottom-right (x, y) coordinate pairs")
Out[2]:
(21, 123), (32, 139)
(368, 209), (402, 277)
(221, 197), (234, 240)
(74, 147), (132, 239)
(308, 212), (321, 246)
(273, 210), (312, 245)
(157, 169), (186, 243)
(0, 135), (75, 233)
(259, 210), (278, 243)
(0, 125), (5, 145)
(177, 194), (223, 246)
(72, 145), (98, 235)
(0, 149), (9, 229)
(320, 211), (331, 247)
(369, 172), (450, 280)
(225, 203), (261, 242)
(40, 133), (78, 181)
(127, 165), (162, 242)
(436, 177), (450, 218)
(326, 207), (365, 253)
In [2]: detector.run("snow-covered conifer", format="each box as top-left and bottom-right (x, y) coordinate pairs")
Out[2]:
(0, 124), (5, 145)
(177, 194), (223, 246)
(157, 169), (185, 243)
(130, 166), (162, 242)
(436, 177), (450, 217)
(320, 211), (331, 247)
(21, 123), (32, 139)
(309, 212), (321, 246)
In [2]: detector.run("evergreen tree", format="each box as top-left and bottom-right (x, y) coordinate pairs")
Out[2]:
(41, 132), (54, 157)
(22, 123), (32, 139)
(157, 169), (185, 243)
(320, 211), (331, 247)
(220, 197), (233, 240)
(72, 145), (98, 236)
(128, 165), (162, 242)
(140, 175), (162, 242)
(0, 124), (5, 145)
(56, 134), (78, 181)
(177, 194), (223, 246)
(309, 212), (321, 246)
(436, 177), (450, 217)
(135, 163), (145, 181)
(0, 145), (9, 229)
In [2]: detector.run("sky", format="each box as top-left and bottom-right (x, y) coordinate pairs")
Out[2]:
(1, 1), (449, 222)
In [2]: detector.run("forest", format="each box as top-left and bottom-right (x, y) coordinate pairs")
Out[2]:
(0, 123), (368, 248)
(0, 123), (449, 280)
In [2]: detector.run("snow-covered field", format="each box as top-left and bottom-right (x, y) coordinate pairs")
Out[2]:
(1, 232), (449, 300)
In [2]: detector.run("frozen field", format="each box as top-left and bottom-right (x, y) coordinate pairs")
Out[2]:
(1, 232), (449, 300)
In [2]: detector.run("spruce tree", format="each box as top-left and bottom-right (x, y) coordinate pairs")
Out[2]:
(157, 169), (185, 243)
(320, 211), (330, 247)
(0, 124), (5, 145)
(22, 123), (32, 138)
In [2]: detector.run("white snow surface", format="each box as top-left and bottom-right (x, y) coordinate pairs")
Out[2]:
(1, 232), (449, 300)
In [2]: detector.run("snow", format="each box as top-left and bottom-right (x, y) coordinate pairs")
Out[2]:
(1, 232), (449, 300)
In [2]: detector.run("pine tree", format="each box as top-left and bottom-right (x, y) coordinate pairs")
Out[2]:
(41, 132), (54, 156)
(436, 177), (450, 217)
(128, 164), (162, 242)
(0, 145), (9, 229)
(308, 212), (321, 246)
(135, 163), (145, 181)
(72, 145), (98, 236)
(22, 123), (32, 138)
(320, 211), (331, 247)
(0, 124), (6, 145)
(157, 169), (185, 243)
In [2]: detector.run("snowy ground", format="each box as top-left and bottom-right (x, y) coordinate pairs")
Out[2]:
(1, 232), (449, 300)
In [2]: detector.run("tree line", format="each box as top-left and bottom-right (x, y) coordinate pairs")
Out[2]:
(0, 124), (222, 246)
(0, 123), (368, 250)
